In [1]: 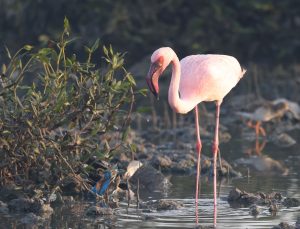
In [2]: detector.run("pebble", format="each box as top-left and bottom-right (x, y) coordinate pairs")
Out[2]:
(282, 198), (300, 208)
(156, 199), (183, 211)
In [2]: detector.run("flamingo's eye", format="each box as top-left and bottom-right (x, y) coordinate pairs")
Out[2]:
(157, 56), (163, 67)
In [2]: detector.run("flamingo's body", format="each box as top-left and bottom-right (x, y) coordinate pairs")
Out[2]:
(146, 47), (245, 227)
(176, 54), (244, 112)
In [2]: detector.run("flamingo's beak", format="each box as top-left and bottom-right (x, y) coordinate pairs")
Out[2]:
(146, 61), (162, 100)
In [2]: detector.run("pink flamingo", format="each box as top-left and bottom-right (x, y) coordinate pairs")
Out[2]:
(146, 47), (246, 227)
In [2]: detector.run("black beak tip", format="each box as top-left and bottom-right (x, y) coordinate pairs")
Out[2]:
(151, 90), (159, 101)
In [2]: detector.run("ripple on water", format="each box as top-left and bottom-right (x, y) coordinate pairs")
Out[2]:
(116, 196), (300, 229)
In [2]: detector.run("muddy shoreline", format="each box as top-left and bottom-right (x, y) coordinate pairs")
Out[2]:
(1, 94), (300, 228)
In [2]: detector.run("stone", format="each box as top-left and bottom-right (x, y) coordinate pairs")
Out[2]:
(8, 197), (53, 215)
(19, 213), (43, 225)
(282, 198), (300, 208)
(129, 165), (171, 192)
(60, 174), (83, 194)
(271, 222), (296, 229)
(8, 198), (43, 213)
(228, 188), (242, 201)
(151, 155), (172, 169)
(249, 204), (260, 216)
(0, 201), (8, 214)
(227, 188), (260, 207)
(85, 205), (113, 217)
(156, 199), (183, 211)
(272, 133), (296, 148)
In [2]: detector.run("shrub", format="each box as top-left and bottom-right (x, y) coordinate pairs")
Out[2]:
(0, 18), (140, 189)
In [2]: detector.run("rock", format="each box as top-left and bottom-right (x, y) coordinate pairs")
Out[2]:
(19, 213), (43, 225)
(271, 222), (296, 229)
(0, 186), (23, 202)
(85, 206), (113, 217)
(60, 174), (83, 194)
(140, 199), (183, 212)
(151, 155), (172, 170)
(8, 198), (43, 213)
(228, 188), (242, 201)
(156, 199), (183, 211)
(129, 165), (171, 192)
(271, 133), (296, 148)
(171, 159), (194, 174)
(282, 198), (300, 207)
(296, 217), (300, 228)
(241, 194), (261, 206)
(219, 131), (231, 143)
(8, 198), (53, 215)
(218, 159), (242, 177)
(269, 192), (283, 201)
(249, 204), (260, 216)
(227, 188), (260, 207)
(142, 214), (156, 221)
(0, 200), (8, 214)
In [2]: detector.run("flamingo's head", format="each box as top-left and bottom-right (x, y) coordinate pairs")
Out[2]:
(146, 47), (173, 99)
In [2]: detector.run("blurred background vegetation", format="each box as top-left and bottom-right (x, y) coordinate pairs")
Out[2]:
(1, 0), (300, 103)
(1, 0), (300, 65)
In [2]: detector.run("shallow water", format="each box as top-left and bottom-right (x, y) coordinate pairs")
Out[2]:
(1, 137), (300, 229)
(114, 169), (300, 228)
(98, 136), (300, 228)
(114, 137), (300, 228)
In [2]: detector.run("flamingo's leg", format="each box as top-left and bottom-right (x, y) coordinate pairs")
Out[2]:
(212, 102), (221, 227)
(194, 105), (202, 225)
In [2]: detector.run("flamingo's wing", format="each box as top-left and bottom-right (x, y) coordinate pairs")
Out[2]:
(179, 54), (244, 103)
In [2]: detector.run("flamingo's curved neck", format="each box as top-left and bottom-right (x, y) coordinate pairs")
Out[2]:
(168, 54), (196, 114)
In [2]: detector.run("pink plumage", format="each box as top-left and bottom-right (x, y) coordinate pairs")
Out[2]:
(146, 47), (245, 227)
(179, 54), (245, 104)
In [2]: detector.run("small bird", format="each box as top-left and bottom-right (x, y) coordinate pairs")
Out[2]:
(91, 171), (112, 196)
(236, 99), (290, 139)
(146, 47), (245, 226)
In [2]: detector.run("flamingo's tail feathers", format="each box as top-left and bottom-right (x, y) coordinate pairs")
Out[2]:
(240, 66), (247, 79)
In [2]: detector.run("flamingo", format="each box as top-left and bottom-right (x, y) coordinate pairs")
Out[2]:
(146, 47), (246, 227)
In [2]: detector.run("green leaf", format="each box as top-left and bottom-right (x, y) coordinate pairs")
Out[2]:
(64, 17), (71, 35)
(26, 120), (33, 127)
(126, 73), (136, 86)
(23, 45), (34, 51)
(2, 64), (7, 74)
(103, 46), (108, 56)
(122, 126), (131, 141)
(109, 45), (113, 55)
(84, 46), (91, 53)
(5, 46), (11, 59)
(91, 38), (100, 52)
(138, 88), (148, 96)
(65, 37), (78, 45)
(129, 143), (137, 153)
